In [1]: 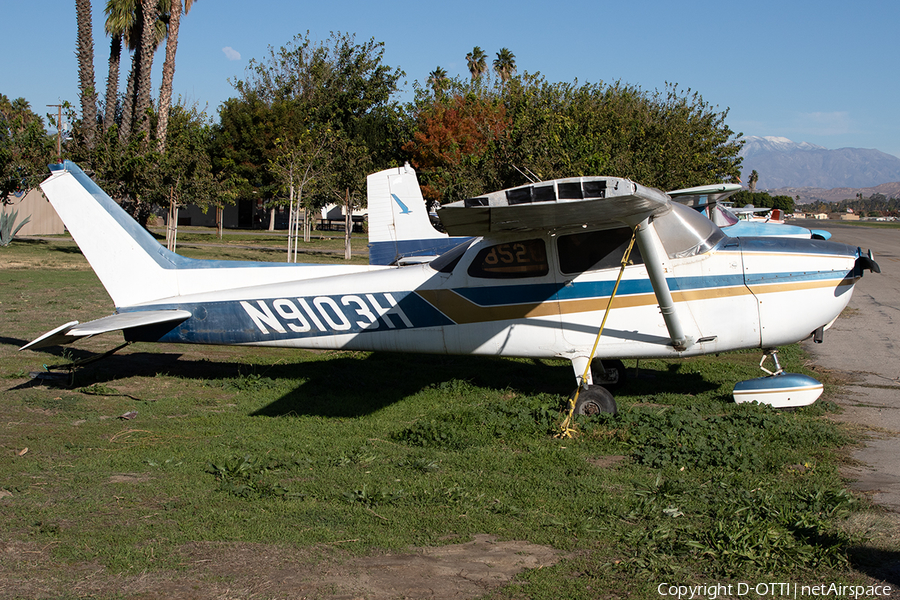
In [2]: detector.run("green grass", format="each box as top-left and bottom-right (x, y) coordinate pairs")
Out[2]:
(148, 226), (371, 264)
(0, 235), (895, 598)
(842, 221), (900, 229)
(798, 219), (900, 230)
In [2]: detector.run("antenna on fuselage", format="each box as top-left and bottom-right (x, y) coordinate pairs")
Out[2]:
(513, 165), (539, 184)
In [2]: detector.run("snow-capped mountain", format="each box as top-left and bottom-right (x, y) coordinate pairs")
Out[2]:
(738, 136), (900, 189)
(740, 136), (826, 156)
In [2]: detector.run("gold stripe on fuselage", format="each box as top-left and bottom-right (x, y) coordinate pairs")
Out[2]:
(416, 274), (854, 326)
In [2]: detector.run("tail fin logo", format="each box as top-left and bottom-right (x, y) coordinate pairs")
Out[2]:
(391, 193), (412, 215)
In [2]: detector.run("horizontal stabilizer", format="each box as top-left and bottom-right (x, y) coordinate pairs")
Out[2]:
(20, 309), (191, 350)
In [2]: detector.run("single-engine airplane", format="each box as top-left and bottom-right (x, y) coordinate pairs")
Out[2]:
(23, 161), (879, 413)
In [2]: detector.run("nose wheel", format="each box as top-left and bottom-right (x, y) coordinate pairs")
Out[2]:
(759, 349), (783, 375)
(733, 348), (823, 408)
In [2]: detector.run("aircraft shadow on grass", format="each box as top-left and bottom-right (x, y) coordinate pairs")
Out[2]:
(14, 238), (85, 255)
(4, 336), (718, 418)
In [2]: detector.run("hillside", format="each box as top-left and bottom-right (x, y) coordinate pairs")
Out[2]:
(768, 181), (900, 205)
(739, 136), (900, 189)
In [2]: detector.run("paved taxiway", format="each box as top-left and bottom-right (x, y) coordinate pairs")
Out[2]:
(793, 220), (900, 511)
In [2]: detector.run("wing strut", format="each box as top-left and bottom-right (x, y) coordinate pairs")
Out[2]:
(634, 217), (693, 352)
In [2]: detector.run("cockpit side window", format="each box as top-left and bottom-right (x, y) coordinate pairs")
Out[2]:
(710, 204), (739, 227)
(467, 239), (549, 279)
(557, 228), (643, 274)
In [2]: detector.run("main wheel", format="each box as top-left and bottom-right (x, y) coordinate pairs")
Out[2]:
(568, 385), (617, 416)
(593, 359), (626, 390)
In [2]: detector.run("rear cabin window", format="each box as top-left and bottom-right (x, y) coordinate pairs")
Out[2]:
(467, 239), (549, 279)
(429, 240), (473, 273)
(557, 228), (643, 274)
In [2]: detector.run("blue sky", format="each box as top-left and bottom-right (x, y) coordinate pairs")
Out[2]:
(2, 0), (898, 159)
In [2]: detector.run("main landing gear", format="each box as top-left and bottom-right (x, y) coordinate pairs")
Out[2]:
(568, 385), (617, 416)
(593, 359), (626, 391)
(566, 357), (626, 417)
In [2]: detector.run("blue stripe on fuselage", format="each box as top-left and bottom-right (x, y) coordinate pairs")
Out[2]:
(451, 269), (848, 309)
(120, 290), (453, 344)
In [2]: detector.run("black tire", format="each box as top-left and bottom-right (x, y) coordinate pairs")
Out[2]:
(569, 385), (617, 416)
(593, 359), (626, 390)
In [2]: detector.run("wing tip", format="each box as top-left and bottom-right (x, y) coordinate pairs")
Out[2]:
(19, 320), (80, 351)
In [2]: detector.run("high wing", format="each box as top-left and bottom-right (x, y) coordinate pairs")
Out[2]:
(667, 182), (832, 241)
(730, 205), (775, 215)
(438, 177), (671, 236)
(21, 310), (192, 350)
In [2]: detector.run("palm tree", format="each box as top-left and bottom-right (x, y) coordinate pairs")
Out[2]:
(133, 0), (160, 138)
(76, 0), (98, 148)
(116, 0), (167, 143)
(748, 169), (759, 192)
(103, 0), (137, 132)
(427, 66), (447, 96)
(465, 46), (487, 80)
(493, 48), (516, 83)
(156, 0), (198, 151)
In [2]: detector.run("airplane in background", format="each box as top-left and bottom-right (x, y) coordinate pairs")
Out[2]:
(667, 184), (832, 240)
(22, 162), (879, 415)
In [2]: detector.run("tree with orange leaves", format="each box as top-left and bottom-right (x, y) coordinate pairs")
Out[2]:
(402, 93), (510, 204)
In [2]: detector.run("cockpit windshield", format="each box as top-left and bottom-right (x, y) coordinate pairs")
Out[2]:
(653, 203), (726, 258)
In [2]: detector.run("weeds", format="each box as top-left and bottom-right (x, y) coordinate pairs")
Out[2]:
(396, 457), (440, 473)
(0, 239), (877, 598)
(78, 383), (120, 396)
(393, 417), (468, 449)
(342, 484), (404, 507)
(610, 403), (850, 472)
(334, 445), (379, 467)
(206, 455), (297, 499)
(222, 370), (279, 392)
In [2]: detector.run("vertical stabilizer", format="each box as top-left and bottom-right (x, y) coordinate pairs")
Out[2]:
(40, 162), (181, 307)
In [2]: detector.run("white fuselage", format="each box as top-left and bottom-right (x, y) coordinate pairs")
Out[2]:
(131, 227), (859, 365)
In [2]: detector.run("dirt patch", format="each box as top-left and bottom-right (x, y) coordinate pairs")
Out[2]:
(0, 535), (563, 600)
(586, 455), (627, 469)
(310, 534), (562, 599)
